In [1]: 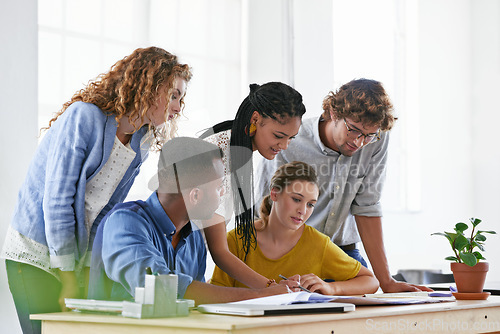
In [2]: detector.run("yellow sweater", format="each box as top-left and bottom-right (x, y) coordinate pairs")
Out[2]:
(210, 225), (361, 288)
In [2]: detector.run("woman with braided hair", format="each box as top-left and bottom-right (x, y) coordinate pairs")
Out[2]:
(200, 82), (306, 288)
(2, 46), (191, 334)
(210, 161), (379, 295)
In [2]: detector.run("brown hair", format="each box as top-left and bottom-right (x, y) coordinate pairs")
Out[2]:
(258, 161), (319, 230)
(321, 78), (396, 131)
(44, 46), (192, 149)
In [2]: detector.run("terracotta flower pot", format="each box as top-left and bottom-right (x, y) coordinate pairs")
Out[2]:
(451, 262), (489, 293)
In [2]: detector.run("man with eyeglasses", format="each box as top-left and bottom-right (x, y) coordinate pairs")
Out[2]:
(255, 78), (431, 293)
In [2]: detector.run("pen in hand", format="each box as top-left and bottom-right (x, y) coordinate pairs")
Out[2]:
(279, 274), (312, 293)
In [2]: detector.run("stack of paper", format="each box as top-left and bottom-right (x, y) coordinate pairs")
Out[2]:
(230, 292), (335, 305)
(229, 291), (455, 306)
(65, 299), (123, 313)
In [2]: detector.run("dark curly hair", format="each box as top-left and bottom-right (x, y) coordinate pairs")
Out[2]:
(44, 46), (192, 150)
(321, 78), (396, 131)
(200, 82), (306, 256)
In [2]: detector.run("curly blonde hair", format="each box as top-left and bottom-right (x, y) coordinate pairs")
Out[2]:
(45, 46), (192, 150)
(321, 78), (396, 131)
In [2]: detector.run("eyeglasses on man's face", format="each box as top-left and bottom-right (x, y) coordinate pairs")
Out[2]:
(343, 118), (380, 145)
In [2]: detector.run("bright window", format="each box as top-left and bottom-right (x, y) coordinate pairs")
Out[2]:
(330, 0), (421, 212)
(38, 0), (243, 200)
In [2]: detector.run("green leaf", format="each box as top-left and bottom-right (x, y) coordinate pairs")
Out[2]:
(479, 230), (496, 234)
(454, 234), (469, 251)
(473, 251), (485, 260)
(460, 252), (478, 266)
(435, 218), (495, 265)
(475, 234), (486, 242)
(445, 232), (457, 239)
(475, 243), (485, 252)
(431, 232), (456, 247)
(431, 232), (451, 240)
(471, 218), (482, 227)
(455, 222), (468, 233)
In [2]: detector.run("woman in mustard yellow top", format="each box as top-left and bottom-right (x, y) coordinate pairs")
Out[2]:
(211, 161), (379, 295)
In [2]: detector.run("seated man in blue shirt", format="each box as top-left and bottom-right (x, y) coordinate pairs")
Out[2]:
(89, 137), (291, 305)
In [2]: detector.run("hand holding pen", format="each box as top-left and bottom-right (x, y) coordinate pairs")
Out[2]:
(279, 274), (312, 293)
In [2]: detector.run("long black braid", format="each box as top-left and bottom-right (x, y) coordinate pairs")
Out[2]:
(200, 82), (306, 256)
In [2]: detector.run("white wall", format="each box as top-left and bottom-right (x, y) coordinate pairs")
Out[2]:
(245, 0), (500, 281)
(470, 0), (500, 280)
(0, 1), (38, 333)
(245, 0), (289, 85)
(382, 0), (475, 270)
(293, 0), (334, 114)
(382, 0), (500, 282)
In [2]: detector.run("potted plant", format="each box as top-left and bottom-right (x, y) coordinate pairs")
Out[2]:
(432, 217), (496, 297)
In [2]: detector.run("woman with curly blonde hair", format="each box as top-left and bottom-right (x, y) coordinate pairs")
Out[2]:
(2, 46), (191, 334)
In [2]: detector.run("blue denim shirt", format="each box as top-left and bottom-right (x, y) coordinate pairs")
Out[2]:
(8, 102), (149, 271)
(88, 192), (207, 301)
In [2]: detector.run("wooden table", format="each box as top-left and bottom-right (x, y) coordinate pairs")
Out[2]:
(32, 297), (500, 334)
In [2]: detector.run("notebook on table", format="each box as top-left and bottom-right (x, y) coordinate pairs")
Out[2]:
(198, 292), (355, 316)
(197, 301), (355, 316)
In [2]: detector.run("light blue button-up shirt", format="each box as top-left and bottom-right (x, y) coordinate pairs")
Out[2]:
(88, 192), (206, 301)
(5, 102), (148, 274)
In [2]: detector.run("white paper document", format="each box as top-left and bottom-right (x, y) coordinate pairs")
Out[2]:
(229, 292), (455, 306)
(230, 292), (337, 305)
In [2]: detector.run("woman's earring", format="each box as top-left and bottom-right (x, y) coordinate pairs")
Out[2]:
(249, 123), (257, 136)
(245, 123), (257, 136)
